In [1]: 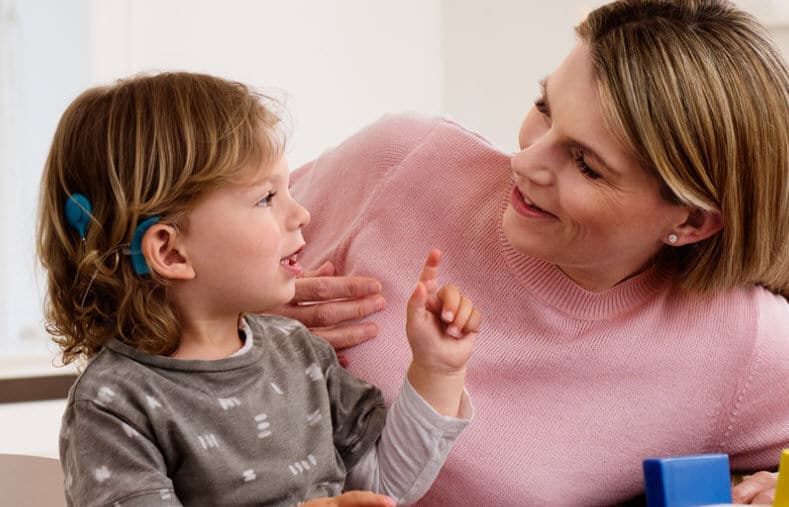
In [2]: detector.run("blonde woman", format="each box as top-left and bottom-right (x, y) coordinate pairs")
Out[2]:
(279, 0), (789, 504)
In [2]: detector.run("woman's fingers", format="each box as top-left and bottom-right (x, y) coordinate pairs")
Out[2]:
(278, 294), (386, 328)
(732, 471), (778, 504)
(752, 488), (776, 504)
(311, 322), (380, 350)
(293, 275), (382, 304)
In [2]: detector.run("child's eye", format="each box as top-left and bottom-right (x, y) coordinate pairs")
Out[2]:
(256, 191), (277, 207)
(535, 97), (550, 116)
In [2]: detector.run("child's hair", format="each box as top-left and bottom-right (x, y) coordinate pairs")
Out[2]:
(37, 72), (285, 364)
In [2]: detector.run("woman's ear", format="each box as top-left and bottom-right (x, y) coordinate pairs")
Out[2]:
(141, 223), (195, 280)
(668, 207), (724, 246)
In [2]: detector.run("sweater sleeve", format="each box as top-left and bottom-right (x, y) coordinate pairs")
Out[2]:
(305, 331), (388, 470)
(345, 379), (473, 506)
(290, 113), (441, 273)
(723, 290), (789, 472)
(60, 400), (182, 507)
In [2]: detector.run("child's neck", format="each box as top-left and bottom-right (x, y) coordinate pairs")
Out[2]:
(168, 314), (244, 360)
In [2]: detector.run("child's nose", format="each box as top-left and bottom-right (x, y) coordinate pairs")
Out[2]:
(289, 200), (310, 230)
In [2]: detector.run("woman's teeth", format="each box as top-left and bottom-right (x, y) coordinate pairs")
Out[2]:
(520, 190), (544, 212)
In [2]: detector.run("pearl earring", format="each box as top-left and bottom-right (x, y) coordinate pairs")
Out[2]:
(668, 233), (678, 244)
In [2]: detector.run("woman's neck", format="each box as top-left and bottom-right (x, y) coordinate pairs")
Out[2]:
(557, 257), (656, 292)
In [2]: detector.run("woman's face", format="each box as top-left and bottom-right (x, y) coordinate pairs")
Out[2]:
(503, 42), (686, 291)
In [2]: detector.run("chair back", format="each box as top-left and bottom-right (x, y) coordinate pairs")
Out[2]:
(0, 453), (66, 507)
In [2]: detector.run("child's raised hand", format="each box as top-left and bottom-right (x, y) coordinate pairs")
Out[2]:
(406, 250), (480, 375)
(300, 491), (396, 507)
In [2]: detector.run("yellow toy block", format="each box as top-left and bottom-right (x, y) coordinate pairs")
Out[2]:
(775, 449), (789, 507)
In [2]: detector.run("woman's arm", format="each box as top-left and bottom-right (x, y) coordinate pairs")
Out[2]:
(725, 290), (789, 504)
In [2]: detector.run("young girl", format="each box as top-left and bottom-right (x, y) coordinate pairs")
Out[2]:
(37, 72), (480, 507)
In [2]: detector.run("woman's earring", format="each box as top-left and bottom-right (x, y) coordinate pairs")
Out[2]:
(668, 233), (678, 245)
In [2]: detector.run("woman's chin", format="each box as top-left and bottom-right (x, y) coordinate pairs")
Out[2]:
(502, 207), (550, 259)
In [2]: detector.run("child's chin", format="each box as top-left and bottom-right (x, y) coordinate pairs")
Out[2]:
(273, 285), (296, 308)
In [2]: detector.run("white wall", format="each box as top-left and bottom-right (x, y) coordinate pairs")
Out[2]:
(91, 0), (444, 169)
(441, 0), (789, 154)
(441, 0), (609, 153)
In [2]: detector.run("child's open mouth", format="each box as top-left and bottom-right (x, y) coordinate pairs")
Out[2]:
(280, 245), (304, 277)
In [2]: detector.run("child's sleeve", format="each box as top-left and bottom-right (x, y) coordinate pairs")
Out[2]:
(60, 400), (183, 506)
(307, 323), (473, 505)
(322, 354), (388, 471)
(345, 379), (473, 506)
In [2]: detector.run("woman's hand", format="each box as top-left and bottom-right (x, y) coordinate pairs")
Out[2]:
(272, 261), (386, 356)
(300, 491), (396, 507)
(731, 471), (778, 504)
(405, 250), (481, 416)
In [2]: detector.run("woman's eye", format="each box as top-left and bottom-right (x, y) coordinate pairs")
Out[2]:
(256, 191), (277, 207)
(572, 149), (602, 180)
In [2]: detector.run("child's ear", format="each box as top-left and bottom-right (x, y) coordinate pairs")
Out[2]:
(141, 224), (195, 280)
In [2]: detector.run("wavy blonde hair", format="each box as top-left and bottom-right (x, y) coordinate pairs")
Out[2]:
(37, 72), (284, 364)
(578, 0), (789, 297)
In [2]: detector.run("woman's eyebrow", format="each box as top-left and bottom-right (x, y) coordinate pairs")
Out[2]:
(539, 76), (621, 177)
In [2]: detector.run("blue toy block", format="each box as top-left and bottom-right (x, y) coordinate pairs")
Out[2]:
(643, 453), (732, 507)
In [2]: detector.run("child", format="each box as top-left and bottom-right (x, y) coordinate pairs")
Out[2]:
(36, 72), (480, 507)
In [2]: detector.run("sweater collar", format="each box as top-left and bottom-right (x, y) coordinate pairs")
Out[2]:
(105, 317), (262, 372)
(496, 184), (670, 319)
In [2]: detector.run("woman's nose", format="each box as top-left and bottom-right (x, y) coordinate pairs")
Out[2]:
(511, 146), (555, 186)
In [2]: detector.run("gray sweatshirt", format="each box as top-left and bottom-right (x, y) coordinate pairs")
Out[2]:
(59, 314), (471, 506)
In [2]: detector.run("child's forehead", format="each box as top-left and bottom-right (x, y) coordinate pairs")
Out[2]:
(234, 154), (288, 187)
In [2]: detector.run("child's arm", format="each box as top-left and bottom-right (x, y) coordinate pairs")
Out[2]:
(344, 249), (478, 505)
(60, 400), (183, 506)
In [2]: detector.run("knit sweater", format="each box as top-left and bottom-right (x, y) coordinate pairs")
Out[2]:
(290, 113), (789, 506)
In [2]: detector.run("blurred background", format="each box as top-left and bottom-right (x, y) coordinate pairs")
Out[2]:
(1, 0), (788, 457)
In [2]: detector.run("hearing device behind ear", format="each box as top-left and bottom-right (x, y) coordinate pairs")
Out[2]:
(64, 193), (92, 240)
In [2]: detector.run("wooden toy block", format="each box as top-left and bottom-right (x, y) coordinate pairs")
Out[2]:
(643, 453), (732, 507)
(774, 449), (789, 507)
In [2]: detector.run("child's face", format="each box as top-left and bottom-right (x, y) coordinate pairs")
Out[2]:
(177, 154), (310, 316)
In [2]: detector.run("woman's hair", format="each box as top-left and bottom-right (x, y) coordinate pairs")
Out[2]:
(37, 72), (284, 364)
(577, 0), (789, 297)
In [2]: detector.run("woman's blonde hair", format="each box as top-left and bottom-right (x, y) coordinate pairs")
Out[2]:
(578, 0), (789, 297)
(37, 72), (284, 364)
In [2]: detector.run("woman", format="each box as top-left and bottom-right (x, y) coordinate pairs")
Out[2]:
(278, 0), (789, 504)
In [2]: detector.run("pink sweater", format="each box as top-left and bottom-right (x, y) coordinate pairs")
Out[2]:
(291, 113), (789, 506)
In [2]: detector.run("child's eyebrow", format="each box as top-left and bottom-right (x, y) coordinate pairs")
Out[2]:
(245, 168), (278, 188)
